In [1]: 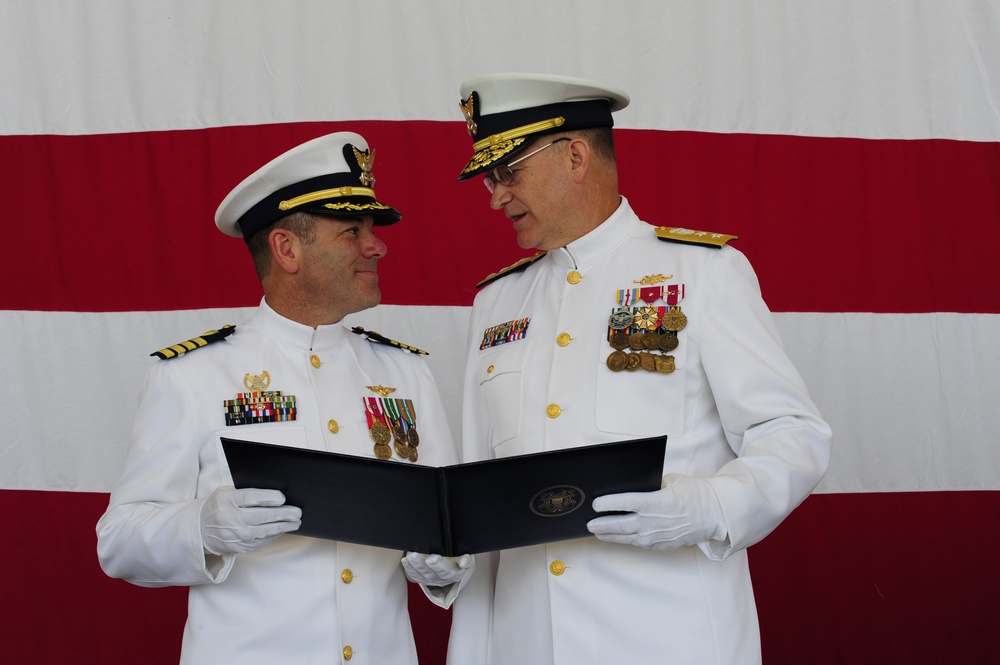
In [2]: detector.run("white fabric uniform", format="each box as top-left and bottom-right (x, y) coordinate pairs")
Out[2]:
(449, 198), (832, 665)
(97, 299), (458, 665)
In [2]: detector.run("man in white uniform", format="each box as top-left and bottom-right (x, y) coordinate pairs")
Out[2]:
(447, 74), (833, 664)
(97, 132), (471, 665)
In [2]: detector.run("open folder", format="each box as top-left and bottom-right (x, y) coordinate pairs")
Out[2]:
(221, 435), (666, 556)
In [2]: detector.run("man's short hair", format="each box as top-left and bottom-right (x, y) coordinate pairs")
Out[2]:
(246, 211), (318, 281)
(568, 127), (616, 164)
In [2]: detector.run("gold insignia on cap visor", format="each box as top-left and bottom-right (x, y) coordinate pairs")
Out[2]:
(278, 186), (378, 211)
(461, 117), (567, 177)
(472, 117), (567, 152)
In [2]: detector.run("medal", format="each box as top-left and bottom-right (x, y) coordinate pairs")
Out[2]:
(401, 399), (420, 449)
(634, 305), (660, 330)
(655, 355), (676, 374)
(606, 280), (687, 377)
(393, 423), (407, 443)
(658, 332), (679, 352)
(662, 306), (687, 332)
(382, 398), (413, 460)
(395, 438), (410, 459)
(365, 397), (393, 459)
(606, 350), (628, 371)
(608, 308), (633, 330)
(370, 418), (391, 445)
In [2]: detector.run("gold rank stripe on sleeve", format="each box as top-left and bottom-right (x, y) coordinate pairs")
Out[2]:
(351, 327), (429, 355)
(150, 325), (237, 360)
(476, 251), (547, 289)
(655, 226), (738, 249)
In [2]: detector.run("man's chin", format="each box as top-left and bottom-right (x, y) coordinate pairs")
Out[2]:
(363, 288), (381, 307)
(515, 231), (541, 250)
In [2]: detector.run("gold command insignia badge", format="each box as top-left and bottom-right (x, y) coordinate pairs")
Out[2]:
(244, 371), (271, 391)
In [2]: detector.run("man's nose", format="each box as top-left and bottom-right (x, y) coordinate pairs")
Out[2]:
(490, 184), (513, 211)
(363, 231), (387, 258)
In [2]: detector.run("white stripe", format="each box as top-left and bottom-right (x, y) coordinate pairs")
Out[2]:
(2, 1), (997, 140)
(3, 308), (998, 493)
(779, 312), (1000, 493)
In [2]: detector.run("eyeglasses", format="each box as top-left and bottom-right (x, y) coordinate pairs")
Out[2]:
(483, 138), (570, 193)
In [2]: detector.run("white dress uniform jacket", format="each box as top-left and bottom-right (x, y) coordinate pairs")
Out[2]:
(97, 299), (458, 665)
(449, 198), (832, 665)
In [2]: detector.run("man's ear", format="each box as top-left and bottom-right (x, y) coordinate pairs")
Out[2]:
(566, 137), (592, 184)
(268, 228), (301, 275)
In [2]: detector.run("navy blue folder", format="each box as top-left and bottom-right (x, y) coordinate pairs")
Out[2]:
(222, 435), (666, 556)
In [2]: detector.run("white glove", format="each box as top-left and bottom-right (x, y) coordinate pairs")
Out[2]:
(200, 486), (302, 556)
(587, 473), (727, 550)
(401, 552), (474, 587)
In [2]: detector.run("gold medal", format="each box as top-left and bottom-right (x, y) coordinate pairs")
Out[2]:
(610, 331), (629, 350)
(399, 399), (420, 457)
(395, 439), (411, 459)
(634, 305), (660, 330)
(374, 442), (392, 460)
(370, 420), (391, 446)
(393, 423), (407, 444)
(655, 355), (676, 374)
(606, 350), (628, 371)
(662, 307), (688, 332)
(658, 332), (679, 352)
(625, 353), (641, 371)
(639, 352), (657, 372)
(641, 332), (660, 350)
(628, 333), (645, 351)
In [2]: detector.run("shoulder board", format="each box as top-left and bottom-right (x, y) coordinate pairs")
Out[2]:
(476, 252), (547, 289)
(655, 226), (738, 249)
(151, 325), (236, 360)
(351, 327), (428, 355)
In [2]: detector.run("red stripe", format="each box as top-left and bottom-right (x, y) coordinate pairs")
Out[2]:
(752, 492), (1000, 663)
(4, 489), (997, 663)
(2, 123), (997, 312)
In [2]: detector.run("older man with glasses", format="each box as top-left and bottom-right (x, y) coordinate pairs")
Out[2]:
(445, 73), (832, 665)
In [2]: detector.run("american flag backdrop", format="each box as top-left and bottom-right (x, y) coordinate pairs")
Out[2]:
(2, 2), (999, 663)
